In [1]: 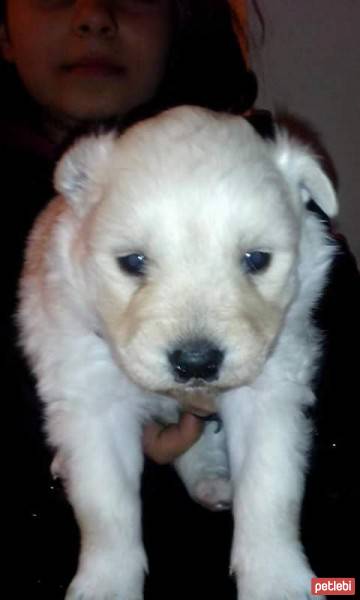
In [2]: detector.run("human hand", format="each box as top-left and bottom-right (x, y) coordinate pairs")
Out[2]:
(142, 413), (204, 465)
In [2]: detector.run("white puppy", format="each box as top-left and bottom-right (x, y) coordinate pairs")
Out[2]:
(18, 106), (337, 600)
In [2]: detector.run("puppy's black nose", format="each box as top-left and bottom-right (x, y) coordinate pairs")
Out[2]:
(168, 340), (224, 382)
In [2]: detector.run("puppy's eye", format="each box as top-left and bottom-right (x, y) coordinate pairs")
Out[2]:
(242, 251), (271, 274)
(117, 254), (147, 277)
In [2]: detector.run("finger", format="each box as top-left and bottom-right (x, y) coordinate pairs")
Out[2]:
(142, 413), (204, 465)
(143, 413), (203, 464)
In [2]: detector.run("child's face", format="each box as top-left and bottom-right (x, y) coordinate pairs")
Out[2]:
(0, 0), (172, 123)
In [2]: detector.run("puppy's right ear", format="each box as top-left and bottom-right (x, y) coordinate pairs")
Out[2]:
(54, 133), (116, 217)
(272, 131), (338, 218)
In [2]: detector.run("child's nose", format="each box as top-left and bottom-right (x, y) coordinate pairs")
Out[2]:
(72, 0), (118, 39)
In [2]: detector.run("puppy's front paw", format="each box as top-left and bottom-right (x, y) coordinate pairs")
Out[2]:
(194, 475), (232, 511)
(66, 572), (143, 600)
(233, 545), (321, 600)
(236, 574), (322, 600)
(65, 548), (146, 600)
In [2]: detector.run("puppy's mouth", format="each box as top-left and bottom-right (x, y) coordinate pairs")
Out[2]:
(167, 383), (220, 417)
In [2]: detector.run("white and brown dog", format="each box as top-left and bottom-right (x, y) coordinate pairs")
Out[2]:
(18, 106), (337, 599)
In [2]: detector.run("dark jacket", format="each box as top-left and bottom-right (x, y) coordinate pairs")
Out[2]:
(3, 113), (359, 599)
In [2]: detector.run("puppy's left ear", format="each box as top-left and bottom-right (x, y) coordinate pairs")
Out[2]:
(272, 131), (338, 218)
(54, 132), (116, 217)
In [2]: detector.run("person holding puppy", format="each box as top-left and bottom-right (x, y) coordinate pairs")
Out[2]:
(1, 0), (256, 463)
(1, 0), (359, 597)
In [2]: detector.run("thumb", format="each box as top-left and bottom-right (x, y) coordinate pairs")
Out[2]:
(142, 413), (204, 465)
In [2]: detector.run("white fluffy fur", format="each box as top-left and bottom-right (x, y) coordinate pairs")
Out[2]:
(18, 106), (337, 599)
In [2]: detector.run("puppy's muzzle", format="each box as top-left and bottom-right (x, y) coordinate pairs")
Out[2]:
(168, 339), (224, 383)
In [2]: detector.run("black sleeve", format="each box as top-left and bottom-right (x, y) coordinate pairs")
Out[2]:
(302, 234), (360, 578)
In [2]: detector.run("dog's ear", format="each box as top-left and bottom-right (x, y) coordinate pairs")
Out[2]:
(54, 133), (116, 217)
(272, 132), (338, 218)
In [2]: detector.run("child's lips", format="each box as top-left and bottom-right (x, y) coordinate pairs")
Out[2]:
(63, 59), (126, 77)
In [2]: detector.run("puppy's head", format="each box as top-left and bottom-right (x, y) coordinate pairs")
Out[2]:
(55, 107), (337, 412)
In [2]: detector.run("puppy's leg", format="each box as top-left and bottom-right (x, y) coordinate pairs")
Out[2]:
(222, 385), (322, 600)
(49, 401), (146, 600)
(174, 420), (232, 510)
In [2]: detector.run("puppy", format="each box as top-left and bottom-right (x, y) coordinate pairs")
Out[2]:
(18, 106), (337, 599)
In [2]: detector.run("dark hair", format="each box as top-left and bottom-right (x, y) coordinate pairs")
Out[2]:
(0, 0), (257, 128)
(158, 0), (257, 114)
(0, 0), (43, 122)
